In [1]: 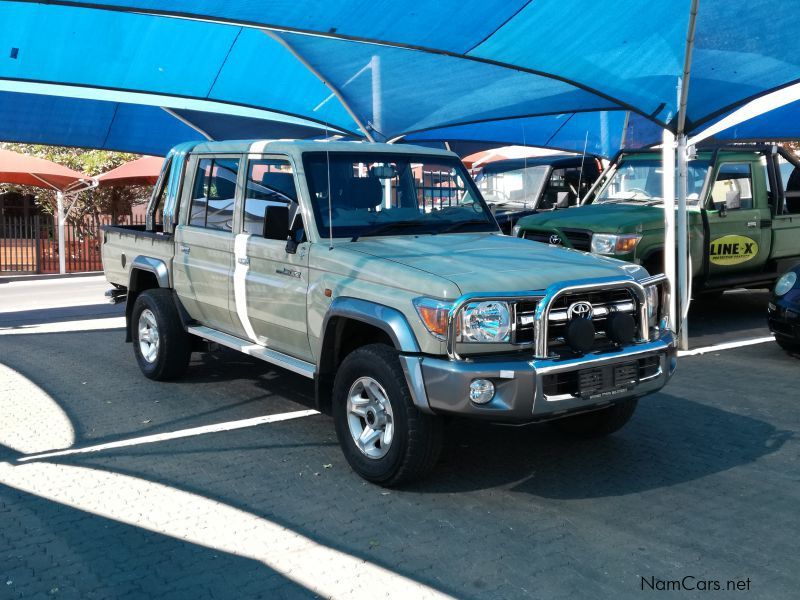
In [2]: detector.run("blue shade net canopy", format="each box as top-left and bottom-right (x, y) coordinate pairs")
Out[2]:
(1, 1), (799, 155)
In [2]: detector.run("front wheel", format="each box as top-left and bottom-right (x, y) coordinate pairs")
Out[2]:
(332, 344), (443, 486)
(131, 289), (191, 381)
(553, 398), (638, 438)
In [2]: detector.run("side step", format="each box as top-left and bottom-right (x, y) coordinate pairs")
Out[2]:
(187, 325), (315, 379)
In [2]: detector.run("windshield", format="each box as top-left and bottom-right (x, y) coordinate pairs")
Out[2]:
(303, 152), (497, 239)
(595, 158), (711, 205)
(474, 165), (549, 210)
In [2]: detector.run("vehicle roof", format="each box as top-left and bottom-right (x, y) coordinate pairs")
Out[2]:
(172, 139), (458, 159)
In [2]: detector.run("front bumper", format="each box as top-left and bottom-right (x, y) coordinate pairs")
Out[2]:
(767, 294), (800, 343)
(401, 330), (676, 422)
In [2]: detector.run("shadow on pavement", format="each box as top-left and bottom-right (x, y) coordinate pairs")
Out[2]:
(414, 392), (792, 497)
(0, 484), (317, 599)
(0, 303), (123, 328)
(688, 289), (770, 344)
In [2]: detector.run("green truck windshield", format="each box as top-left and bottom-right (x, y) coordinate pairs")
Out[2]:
(303, 152), (497, 239)
(596, 158), (710, 205)
(475, 165), (549, 210)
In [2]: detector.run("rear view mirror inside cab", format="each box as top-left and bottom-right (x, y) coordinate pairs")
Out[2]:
(370, 164), (397, 180)
(725, 189), (741, 210)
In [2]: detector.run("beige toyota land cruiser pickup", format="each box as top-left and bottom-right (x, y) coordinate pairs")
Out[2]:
(102, 140), (675, 485)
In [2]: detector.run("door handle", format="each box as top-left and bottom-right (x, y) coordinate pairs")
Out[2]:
(180, 245), (190, 254)
(276, 267), (301, 278)
(237, 257), (250, 266)
(746, 221), (757, 228)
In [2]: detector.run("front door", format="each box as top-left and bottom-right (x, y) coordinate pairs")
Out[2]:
(229, 156), (312, 361)
(172, 155), (240, 333)
(705, 161), (770, 281)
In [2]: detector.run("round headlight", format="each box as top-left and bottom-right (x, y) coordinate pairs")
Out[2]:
(461, 301), (511, 342)
(775, 271), (797, 296)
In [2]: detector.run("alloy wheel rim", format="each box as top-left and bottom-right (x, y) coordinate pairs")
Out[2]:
(137, 309), (160, 364)
(346, 376), (394, 459)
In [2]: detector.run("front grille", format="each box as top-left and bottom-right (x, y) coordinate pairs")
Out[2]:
(560, 228), (592, 251)
(547, 289), (639, 357)
(523, 228), (592, 251)
(513, 300), (539, 345)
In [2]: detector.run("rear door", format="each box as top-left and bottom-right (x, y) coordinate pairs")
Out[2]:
(705, 160), (771, 280)
(229, 155), (312, 361)
(172, 155), (241, 333)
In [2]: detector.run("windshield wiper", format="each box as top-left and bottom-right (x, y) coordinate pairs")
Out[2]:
(437, 219), (494, 234)
(351, 220), (428, 242)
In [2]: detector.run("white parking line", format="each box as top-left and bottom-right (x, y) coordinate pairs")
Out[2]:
(0, 316), (125, 335)
(18, 409), (320, 462)
(678, 335), (775, 357)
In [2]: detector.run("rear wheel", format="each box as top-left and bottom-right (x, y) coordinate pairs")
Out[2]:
(553, 398), (638, 438)
(132, 289), (191, 380)
(332, 344), (442, 486)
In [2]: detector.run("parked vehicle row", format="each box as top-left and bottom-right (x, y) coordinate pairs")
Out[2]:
(102, 140), (674, 485)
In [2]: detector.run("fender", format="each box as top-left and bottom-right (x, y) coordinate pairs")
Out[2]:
(316, 297), (432, 414)
(320, 297), (421, 354)
(124, 256), (171, 342)
(128, 255), (170, 289)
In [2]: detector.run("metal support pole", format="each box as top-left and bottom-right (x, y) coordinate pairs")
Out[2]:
(56, 190), (66, 275)
(676, 134), (690, 349)
(662, 129), (677, 333)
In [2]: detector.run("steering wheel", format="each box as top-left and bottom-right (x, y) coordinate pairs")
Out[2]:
(484, 190), (511, 204)
(624, 187), (652, 198)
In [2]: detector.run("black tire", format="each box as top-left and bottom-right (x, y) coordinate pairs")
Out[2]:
(553, 398), (638, 438)
(332, 344), (443, 486)
(131, 289), (191, 381)
(775, 336), (800, 355)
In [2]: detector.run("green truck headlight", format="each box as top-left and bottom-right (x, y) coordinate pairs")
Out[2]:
(591, 233), (642, 256)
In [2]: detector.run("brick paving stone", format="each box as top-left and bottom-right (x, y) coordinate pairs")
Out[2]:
(1, 304), (799, 599)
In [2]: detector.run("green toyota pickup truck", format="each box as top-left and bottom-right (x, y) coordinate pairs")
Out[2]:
(102, 139), (673, 485)
(515, 145), (800, 293)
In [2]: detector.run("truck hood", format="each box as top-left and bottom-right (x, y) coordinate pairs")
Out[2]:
(343, 233), (643, 294)
(517, 203), (667, 233)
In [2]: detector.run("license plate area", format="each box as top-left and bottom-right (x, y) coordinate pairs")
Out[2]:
(578, 362), (638, 397)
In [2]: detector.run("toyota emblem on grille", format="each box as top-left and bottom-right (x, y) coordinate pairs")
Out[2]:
(549, 234), (562, 245)
(568, 301), (593, 320)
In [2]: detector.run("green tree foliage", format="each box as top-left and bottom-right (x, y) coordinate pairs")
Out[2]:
(0, 143), (152, 230)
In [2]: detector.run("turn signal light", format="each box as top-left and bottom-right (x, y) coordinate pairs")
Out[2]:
(615, 235), (642, 253)
(413, 298), (452, 339)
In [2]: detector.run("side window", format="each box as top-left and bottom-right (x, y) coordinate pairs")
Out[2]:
(188, 157), (239, 231)
(711, 163), (753, 210)
(243, 159), (298, 236)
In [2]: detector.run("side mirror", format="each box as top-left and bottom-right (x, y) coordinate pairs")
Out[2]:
(556, 191), (570, 209)
(263, 203), (290, 241)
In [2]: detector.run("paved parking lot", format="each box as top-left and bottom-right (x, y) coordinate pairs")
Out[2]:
(1, 277), (798, 599)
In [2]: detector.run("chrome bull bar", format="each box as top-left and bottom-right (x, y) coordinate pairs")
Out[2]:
(446, 274), (670, 360)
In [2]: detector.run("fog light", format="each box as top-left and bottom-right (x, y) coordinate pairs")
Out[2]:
(469, 379), (495, 404)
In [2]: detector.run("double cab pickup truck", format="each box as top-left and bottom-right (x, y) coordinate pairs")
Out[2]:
(102, 140), (674, 485)
(514, 145), (800, 295)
